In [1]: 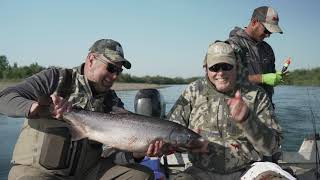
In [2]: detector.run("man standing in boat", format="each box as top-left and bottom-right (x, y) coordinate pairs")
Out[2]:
(166, 41), (292, 179)
(0, 39), (163, 180)
(228, 6), (285, 107)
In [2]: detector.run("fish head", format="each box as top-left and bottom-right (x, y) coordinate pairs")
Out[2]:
(169, 127), (205, 152)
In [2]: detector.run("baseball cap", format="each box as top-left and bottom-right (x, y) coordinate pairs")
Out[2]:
(205, 42), (236, 68)
(252, 6), (283, 34)
(89, 39), (131, 69)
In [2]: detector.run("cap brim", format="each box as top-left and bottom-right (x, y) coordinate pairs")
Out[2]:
(116, 58), (131, 69)
(206, 55), (236, 68)
(262, 22), (283, 34)
(104, 54), (132, 69)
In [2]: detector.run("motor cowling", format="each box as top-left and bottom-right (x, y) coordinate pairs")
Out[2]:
(134, 88), (166, 119)
(135, 88), (167, 179)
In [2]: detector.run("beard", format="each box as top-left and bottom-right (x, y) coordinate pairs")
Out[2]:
(88, 79), (112, 95)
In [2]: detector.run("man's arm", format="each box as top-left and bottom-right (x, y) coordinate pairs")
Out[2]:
(166, 88), (192, 127)
(248, 74), (262, 84)
(0, 68), (60, 117)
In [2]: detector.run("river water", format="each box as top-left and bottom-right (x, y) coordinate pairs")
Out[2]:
(0, 85), (320, 179)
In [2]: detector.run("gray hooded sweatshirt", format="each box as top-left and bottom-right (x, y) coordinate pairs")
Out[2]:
(228, 27), (276, 102)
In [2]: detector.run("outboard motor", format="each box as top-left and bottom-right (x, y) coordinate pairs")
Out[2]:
(134, 89), (166, 180)
(134, 88), (165, 119)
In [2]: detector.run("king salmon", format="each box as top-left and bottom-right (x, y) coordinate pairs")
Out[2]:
(63, 109), (204, 153)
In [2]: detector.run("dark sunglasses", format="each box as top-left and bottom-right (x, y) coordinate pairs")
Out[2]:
(209, 63), (234, 72)
(106, 62), (123, 75)
(260, 23), (272, 35)
(95, 56), (123, 75)
(264, 27), (272, 35)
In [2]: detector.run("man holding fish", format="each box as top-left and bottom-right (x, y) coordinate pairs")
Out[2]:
(0, 39), (164, 180)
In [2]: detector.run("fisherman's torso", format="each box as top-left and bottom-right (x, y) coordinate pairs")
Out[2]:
(228, 27), (276, 98)
(174, 78), (266, 173)
(11, 65), (122, 177)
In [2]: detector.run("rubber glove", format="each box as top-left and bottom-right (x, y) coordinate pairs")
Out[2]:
(261, 72), (282, 86)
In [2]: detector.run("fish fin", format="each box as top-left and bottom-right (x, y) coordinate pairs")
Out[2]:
(68, 125), (87, 141)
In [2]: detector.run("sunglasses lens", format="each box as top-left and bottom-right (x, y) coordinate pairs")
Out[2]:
(107, 63), (123, 75)
(261, 24), (271, 35)
(223, 64), (234, 71)
(264, 28), (271, 35)
(209, 63), (233, 72)
(209, 65), (220, 72)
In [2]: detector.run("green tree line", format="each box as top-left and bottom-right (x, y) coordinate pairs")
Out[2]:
(117, 73), (199, 84)
(282, 67), (320, 86)
(1, 55), (320, 86)
(0, 55), (44, 80)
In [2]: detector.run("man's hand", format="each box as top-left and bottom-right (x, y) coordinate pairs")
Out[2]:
(50, 94), (72, 119)
(132, 140), (165, 161)
(227, 90), (249, 123)
(145, 140), (164, 157)
(28, 102), (41, 119)
(261, 72), (283, 86)
(28, 94), (71, 119)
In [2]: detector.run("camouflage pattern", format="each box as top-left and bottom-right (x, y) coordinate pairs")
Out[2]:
(89, 39), (131, 69)
(228, 27), (276, 101)
(205, 41), (236, 67)
(66, 65), (124, 112)
(166, 77), (281, 174)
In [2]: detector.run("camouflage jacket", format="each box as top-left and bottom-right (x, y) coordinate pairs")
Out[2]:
(64, 65), (124, 112)
(228, 27), (276, 100)
(166, 77), (282, 173)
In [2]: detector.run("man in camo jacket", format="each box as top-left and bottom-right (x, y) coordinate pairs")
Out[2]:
(167, 41), (282, 180)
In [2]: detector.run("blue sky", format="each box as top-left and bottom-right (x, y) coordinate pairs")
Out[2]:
(1, 0), (319, 78)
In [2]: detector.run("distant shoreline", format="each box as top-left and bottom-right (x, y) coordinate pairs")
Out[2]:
(0, 81), (169, 91)
(112, 83), (169, 91)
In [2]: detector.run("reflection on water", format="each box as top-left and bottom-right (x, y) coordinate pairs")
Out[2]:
(0, 85), (319, 179)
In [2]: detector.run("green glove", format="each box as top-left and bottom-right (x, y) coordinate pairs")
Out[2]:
(261, 72), (282, 86)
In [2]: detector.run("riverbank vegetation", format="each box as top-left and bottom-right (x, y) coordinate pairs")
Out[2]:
(282, 67), (320, 86)
(1, 55), (320, 86)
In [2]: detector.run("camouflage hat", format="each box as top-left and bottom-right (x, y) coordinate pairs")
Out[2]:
(89, 39), (131, 69)
(205, 42), (236, 68)
(252, 6), (283, 34)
